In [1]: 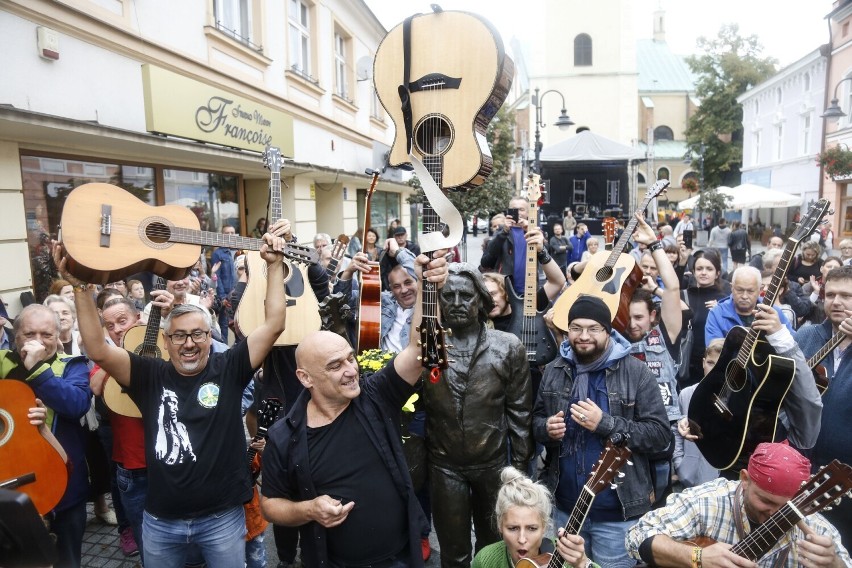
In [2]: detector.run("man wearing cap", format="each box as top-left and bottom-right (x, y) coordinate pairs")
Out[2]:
(627, 442), (851, 567)
(533, 295), (671, 568)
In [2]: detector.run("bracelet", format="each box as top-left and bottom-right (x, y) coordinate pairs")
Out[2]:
(537, 249), (552, 264)
(71, 283), (88, 293)
(653, 286), (661, 296)
(648, 241), (664, 253)
(691, 546), (702, 568)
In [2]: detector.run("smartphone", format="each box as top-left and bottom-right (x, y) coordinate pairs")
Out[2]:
(683, 229), (694, 249)
(506, 207), (520, 220)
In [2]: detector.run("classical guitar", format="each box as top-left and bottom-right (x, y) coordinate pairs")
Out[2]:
(356, 171), (382, 353)
(247, 397), (282, 483)
(517, 437), (632, 568)
(552, 180), (670, 333)
(374, 7), (514, 190)
(506, 174), (558, 366)
(235, 146), (321, 346)
(807, 329), (845, 395)
(683, 460), (852, 562)
(602, 217), (616, 251)
(689, 199), (832, 471)
(60, 182), (318, 285)
(105, 277), (170, 418)
(325, 234), (350, 284)
(0, 380), (69, 515)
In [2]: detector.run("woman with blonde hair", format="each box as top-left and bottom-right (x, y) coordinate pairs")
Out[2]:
(472, 466), (597, 568)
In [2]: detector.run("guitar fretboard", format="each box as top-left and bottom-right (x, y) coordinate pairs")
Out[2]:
(420, 156), (444, 327)
(141, 276), (166, 356)
(606, 196), (652, 269)
(808, 330), (846, 369)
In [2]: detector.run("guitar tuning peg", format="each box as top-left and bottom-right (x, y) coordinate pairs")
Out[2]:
(829, 209), (836, 215)
(626, 460), (634, 467)
(617, 472), (626, 478)
(416, 356), (423, 362)
(448, 358), (456, 364)
(610, 483), (618, 490)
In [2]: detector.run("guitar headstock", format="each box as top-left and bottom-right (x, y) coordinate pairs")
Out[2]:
(645, 179), (670, 201)
(585, 436), (632, 495)
(366, 170), (380, 199)
(525, 174), (542, 204)
(256, 397), (283, 431)
(791, 459), (852, 517)
(330, 235), (350, 262)
(263, 145), (284, 172)
(283, 243), (320, 266)
(417, 318), (449, 383)
(602, 217), (616, 248)
(789, 198), (832, 244)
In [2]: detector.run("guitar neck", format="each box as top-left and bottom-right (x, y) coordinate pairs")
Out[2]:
(169, 228), (265, 251)
(421, 156), (445, 324)
(270, 169), (282, 222)
(606, 196), (652, 267)
(246, 426), (269, 468)
(524, 198), (538, 317)
(142, 277), (166, 353)
(808, 330), (846, 369)
(547, 487), (596, 568)
(730, 501), (802, 560)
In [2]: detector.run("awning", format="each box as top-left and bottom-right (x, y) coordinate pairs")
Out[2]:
(677, 184), (802, 211)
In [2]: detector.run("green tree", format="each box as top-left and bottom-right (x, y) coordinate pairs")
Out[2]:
(407, 105), (516, 223)
(696, 186), (733, 219)
(685, 24), (777, 189)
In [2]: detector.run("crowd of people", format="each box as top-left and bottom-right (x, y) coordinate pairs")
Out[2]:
(1, 201), (851, 568)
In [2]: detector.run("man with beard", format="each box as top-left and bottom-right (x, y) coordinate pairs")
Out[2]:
(55, 224), (288, 568)
(534, 295), (670, 568)
(627, 443), (850, 568)
(424, 263), (532, 567)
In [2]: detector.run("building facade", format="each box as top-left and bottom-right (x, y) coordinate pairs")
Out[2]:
(0, 0), (413, 314)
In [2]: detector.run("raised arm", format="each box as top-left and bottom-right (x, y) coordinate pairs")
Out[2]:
(633, 213), (682, 341)
(246, 221), (290, 369)
(529, 228), (566, 300)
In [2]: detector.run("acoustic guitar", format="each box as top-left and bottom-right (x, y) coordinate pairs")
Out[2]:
(602, 217), (616, 251)
(0, 380), (69, 515)
(235, 146), (321, 346)
(807, 329), (844, 395)
(552, 180), (669, 333)
(373, 8), (514, 190)
(59, 182), (318, 285)
(517, 437), (632, 568)
(506, 174), (558, 367)
(104, 276), (170, 418)
(325, 234), (350, 284)
(689, 199), (831, 471)
(682, 460), (852, 562)
(356, 171), (382, 353)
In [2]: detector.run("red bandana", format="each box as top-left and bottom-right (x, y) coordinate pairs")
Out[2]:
(747, 442), (811, 498)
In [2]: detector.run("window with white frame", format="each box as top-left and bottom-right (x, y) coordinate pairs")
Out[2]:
(289, 0), (312, 79)
(215, 0), (254, 47)
(753, 131), (761, 165)
(334, 29), (350, 101)
(774, 124), (783, 161)
(801, 114), (811, 155)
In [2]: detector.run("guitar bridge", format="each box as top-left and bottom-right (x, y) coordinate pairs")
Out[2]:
(712, 395), (733, 421)
(100, 204), (112, 248)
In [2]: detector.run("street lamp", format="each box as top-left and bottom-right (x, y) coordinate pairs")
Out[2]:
(822, 77), (852, 122)
(532, 87), (574, 174)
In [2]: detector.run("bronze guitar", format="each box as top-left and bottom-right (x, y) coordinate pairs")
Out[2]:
(689, 199), (832, 470)
(235, 146), (321, 346)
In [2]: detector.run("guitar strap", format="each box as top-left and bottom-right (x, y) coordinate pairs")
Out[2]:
(732, 484), (791, 567)
(398, 15), (415, 154)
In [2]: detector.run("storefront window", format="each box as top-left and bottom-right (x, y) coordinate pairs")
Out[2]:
(163, 169), (241, 233)
(357, 189), (400, 240)
(842, 183), (852, 235)
(20, 155), (156, 301)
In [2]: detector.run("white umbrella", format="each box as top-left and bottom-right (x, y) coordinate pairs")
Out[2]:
(677, 185), (801, 211)
(676, 187), (732, 211)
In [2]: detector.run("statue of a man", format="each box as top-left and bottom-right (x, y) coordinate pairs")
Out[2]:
(424, 263), (532, 567)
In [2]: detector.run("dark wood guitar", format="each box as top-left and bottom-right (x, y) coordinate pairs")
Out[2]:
(0, 380), (69, 514)
(104, 276), (170, 418)
(517, 438), (632, 568)
(552, 180), (669, 333)
(235, 146), (321, 346)
(373, 8), (514, 190)
(59, 182), (318, 285)
(683, 460), (852, 562)
(506, 174), (558, 366)
(689, 199), (832, 470)
(807, 329), (844, 395)
(356, 171), (382, 353)
(247, 397), (282, 483)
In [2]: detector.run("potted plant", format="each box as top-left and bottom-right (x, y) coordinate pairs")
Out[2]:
(817, 145), (852, 180)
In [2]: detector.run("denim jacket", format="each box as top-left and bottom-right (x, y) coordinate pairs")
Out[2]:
(533, 341), (672, 519)
(380, 248), (416, 350)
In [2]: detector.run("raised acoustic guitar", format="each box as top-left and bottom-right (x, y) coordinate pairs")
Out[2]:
(356, 171), (382, 353)
(59, 182), (318, 285)
(552, 180), (669, 333)
(681, 460), (852, 562)
(104, 276), (170, 418)
(235, 146), (321, 346)
(689, 198), (831, 471)
(0, 380), (69, 515)
(517, 437), (632, 568)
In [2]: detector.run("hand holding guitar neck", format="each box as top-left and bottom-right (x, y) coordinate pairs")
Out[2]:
(415, 253), (449, 291)
(555, 530), (590, 568)
(260, 219), (291, 265)
(524, 227), (544, 252)
(751, 303), (783, 335)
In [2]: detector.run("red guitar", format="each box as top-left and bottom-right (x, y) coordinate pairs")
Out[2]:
(356, 172), (382, 353)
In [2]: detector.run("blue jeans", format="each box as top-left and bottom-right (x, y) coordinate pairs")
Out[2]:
(246, 532), (267, 568)
(143, 506), (246, 568)
(553, 507), (636, 568)
(116, 466), (147, 561)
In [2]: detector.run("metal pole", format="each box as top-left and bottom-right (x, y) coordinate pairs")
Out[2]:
(534, 87), (542, 174)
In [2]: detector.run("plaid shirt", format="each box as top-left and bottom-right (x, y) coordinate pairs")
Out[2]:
(626, 478), (852, 567)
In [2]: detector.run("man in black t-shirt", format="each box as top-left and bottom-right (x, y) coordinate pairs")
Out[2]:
(260, 254), (448, 568)
(57, 222), (291, 567)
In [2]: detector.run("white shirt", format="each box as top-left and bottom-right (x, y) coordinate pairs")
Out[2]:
(382, 305), (411, 354)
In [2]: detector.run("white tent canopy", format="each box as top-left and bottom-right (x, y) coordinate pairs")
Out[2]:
(677, 184), (802, 211)
(539, 130), (646, 162)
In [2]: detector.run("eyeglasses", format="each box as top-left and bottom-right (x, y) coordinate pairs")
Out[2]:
(567, 325), (607, 336)
(166, 330), (210, 345)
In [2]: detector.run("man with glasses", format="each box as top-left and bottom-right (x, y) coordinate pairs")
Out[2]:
(533, 295), (670, 568)
(55, 224), (290, 568)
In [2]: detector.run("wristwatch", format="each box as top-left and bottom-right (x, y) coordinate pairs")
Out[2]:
(72, 283), (88, 293)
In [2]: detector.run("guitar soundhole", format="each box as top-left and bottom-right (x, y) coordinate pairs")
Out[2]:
(261, 262), (292, 283)
(726, 362), (747, 392)
(596, 266), (613, 282)
(414, 114), (454, 157)
(135, 345), (162, 359)
(0, 408), (13, 447)
(140, 217), (174, 250)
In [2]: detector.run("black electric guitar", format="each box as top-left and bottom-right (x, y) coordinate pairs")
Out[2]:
(689, 199), (832, 470)
(516, 437), (632, 568)
(247, 397), (283, 483)
(506, 174), (558, 366)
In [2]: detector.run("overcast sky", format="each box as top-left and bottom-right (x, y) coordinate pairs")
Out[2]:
(363, 0), (832, 67)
